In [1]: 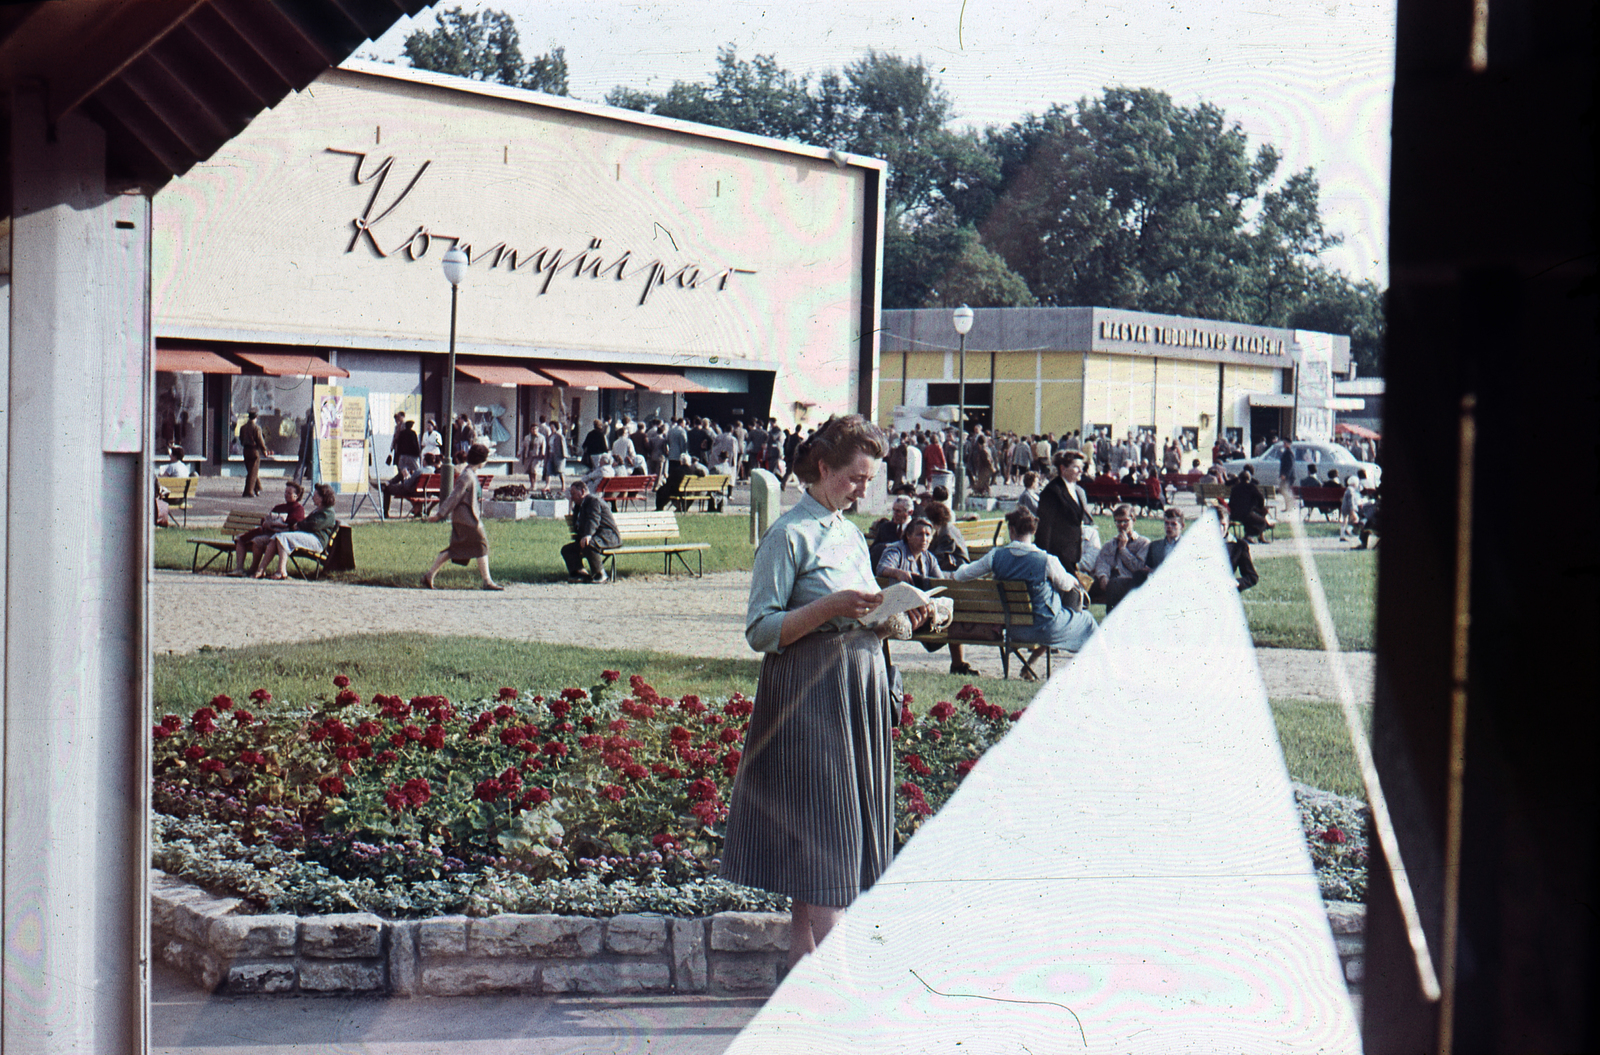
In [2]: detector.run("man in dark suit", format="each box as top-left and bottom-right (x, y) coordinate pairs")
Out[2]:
(1228, 467), (1274, 542)
(1035, 451), (1092, 574)
(239, 410), (269, 497)
(1144, 507), (1186, 571)
(563, 481), (622, 583)
(655, 454), (707, 511)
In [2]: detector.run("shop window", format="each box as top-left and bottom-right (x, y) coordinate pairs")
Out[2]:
(1179, 426), (1200, 451)
(453, 381), (517, 459)
(1225, 427), (1243, 446)
(155, 372), (204, 458)
(229, 376), (313, 459)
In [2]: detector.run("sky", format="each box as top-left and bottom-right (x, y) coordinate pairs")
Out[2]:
(366, 0), (1395, 287)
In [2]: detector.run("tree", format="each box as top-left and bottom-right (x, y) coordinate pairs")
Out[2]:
(1289, 272), (1386, 377)
(1245, 168), (1343, 325)
(402, 6), (569, 96)
(605, 47), (816, 142)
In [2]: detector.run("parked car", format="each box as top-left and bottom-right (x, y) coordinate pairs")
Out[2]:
(1219, 441), (1381, 489)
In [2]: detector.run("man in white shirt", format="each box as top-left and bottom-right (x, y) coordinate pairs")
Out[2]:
(156, 445), (191, 478)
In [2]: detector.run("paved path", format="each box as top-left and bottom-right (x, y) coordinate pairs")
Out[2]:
(153, 569), (1372, 700)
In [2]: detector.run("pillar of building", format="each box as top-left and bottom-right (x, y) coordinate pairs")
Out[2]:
(4, 89), (149, 1053)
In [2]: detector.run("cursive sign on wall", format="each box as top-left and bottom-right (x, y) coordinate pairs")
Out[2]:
(328, 148), (756, 306)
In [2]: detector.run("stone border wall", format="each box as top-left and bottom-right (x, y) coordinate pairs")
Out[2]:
(153, 872), (1365, 999)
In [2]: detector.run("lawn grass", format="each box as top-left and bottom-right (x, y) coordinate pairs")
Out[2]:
(154, 636), (1365, 798)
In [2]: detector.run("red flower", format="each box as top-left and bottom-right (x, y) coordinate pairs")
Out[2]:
(190, 708), (218, 735)
(560, 687), (588, 702)
(183, 745), (206, 761)
(152, 725), (173, 740)
(721, 750), (741, 777)
(927, 729), (942, 742)
(497, 686), (519, 701)
(378, 695), (410, 719)
(237, 750), (263, 767)
(318, 776), (346, 797)
(687, 778), (718, 802)
(723, 695), (754, 718)
(401, 723), (423, 741)
(384, 786), (409, 811)
(248, 688), (272, 702)
(422, 724), (446, 751)
(669, 725), (693, 744)
(541, 741), (569, 758)
(335, 689), (360, 707)
(232, 709), (255, 726)
(601, 670), (621, 683)
(903, 753), (932, 776)
(929, 701), (955, 721)
(473, 778), (503, 802)
(334, 745), (360, 762)
(198, 758), (226, 774)
(608, 718), (630, 733)
(388, 733), (406, 749)
(718, 726), (741, 744)
(1010, 709), (1026, 721)
(356, 720), (382, 738)
(498, 767), (522, 791)
(678, 696), (705, 716)
(549, 699), (572, 718)
(600, 783), (627, 802)
(402, 777), (432, 806)
(521, 787), (552, 807)
(161, 714), (183, 732)
(210, 694), (234, 711)
(907, 797), (934, 816)
(652, 833), (679, 850)
(955, 759), (977, 777)
(1321, 826), (1347, 844)
(375, 750), (397, 765)
(578, 734), (601, 750)
(333, 675), (350, 688)
(900, 705), (916, 726)
(622, 762), (649, 781)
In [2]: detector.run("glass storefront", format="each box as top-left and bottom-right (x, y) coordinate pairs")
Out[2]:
(154, 372), (205, 457)
(453, 381), (517, 459)
(228, 375), (314, 459)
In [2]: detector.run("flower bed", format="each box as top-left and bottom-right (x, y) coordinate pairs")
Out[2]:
(152, 670), (1367, 918)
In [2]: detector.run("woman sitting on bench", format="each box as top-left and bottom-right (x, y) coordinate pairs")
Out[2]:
(952, 507), (1097, 680)
(877, 516), (974, 677)
(254, 483), (337, 580)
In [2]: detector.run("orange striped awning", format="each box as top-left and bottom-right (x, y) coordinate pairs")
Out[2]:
(234, 351), (349, 378)
(535, 366), (632, 390)
(156, 347), (242, 374)
(616, 370), (710, 394)
(456, 363), (553, 386)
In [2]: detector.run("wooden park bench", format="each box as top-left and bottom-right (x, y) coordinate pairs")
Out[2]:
(567, 510), (710, 579)
(399, 472), (497, 518)
(1294, 484), (1345, 519)
(882, 576), (1047, 681)
(594, 474), (656, 511)
(189, 512), (351, 579)
(1161, 472), (1206, 493)
(659, 473), (731, 513)
(953, 516), (1005, 557)
(160, 476), (200, 527)
(189, 510), (266, 573)
(1080, 476), (1166, 515)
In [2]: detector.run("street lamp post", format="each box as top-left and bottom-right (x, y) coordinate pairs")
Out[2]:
(952, 304), (974, 510)
(439, 246), (468, 499)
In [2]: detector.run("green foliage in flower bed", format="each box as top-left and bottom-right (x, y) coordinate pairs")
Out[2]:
(152, 663), (1368, 918)
(1294, 783), (1370, 902)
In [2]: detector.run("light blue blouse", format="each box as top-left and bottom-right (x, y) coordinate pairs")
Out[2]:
(746, 492), (878, 654)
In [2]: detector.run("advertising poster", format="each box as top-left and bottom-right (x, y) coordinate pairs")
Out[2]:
(313, 384), (371, 493)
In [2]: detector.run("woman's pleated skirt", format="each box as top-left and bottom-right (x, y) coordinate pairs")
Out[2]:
(719, 629), (894, 908)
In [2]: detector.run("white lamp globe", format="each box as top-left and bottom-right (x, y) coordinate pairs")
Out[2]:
(441, 246), (469, 287)
(952, 304), (974, 335)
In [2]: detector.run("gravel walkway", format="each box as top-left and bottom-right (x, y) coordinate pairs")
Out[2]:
(153, 570), (1373, 701)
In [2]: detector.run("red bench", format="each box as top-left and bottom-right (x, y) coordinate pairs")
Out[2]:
(595, 474), (657, 511)
(1080, 476), (1165, 515)
(1161, 472), (1206, 493)
(403, 472), (497, 518)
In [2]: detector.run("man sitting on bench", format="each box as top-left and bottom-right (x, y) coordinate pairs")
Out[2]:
(655, 454), (707, 511)
(1228, 466), (1274, 542)
(952, 508), (1097, 680)
(1088, 503), (1152, 610)
(563, 480), (621, 584)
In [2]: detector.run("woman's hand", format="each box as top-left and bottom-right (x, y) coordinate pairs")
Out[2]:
(827, 589), (883, 622)
(906, 604), (933, 630)
(880, 566), (913, 583)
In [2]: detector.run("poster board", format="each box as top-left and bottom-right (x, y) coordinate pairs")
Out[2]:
(312, 383), (371, 494)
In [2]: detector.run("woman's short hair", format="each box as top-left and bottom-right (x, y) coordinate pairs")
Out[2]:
(905, 516), (935, 534)
(1054, 450), (1084, 470)
(285, 481), (305, 499)
(792, 414), (888, 484)
(921, 500), (953, 528)
(1006, 508), (1038, 536)
(1022, 471), (1039, 489)
(466, 443), (490, 466)
(314, 483), (336, 507)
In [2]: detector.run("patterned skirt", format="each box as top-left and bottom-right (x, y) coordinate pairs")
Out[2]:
(720, 629), (894, 907)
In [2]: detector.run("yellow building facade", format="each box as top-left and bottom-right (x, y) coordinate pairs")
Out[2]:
(879, 307), (1350, 452)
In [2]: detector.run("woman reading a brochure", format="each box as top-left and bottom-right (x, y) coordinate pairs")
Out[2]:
(722, 415), (927, 968)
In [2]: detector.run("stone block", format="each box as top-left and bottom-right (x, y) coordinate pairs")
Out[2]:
(225, 962), (297, 995)
(606, 914), (668, 956)
(671, 918), (707, 992)
(1334, 934), (1364, 960)
(541, 962), (672, 994)
(194, 951), (227, 992)
(299, 960), (384, 993)
(421, 959), (537, 996)
(389, 922), (418, 997)
(709, 912), (789, 952)
(710, 957), (779, 993)
(300, 914), (383, 958)
(172, 895), (241, 945)
(468, 915), (601, 958)
(149, 892), (178, 934)
(1344, 956), (1364, 985)
(416, 916), (469, 958)
(209, 915), (297, 959)
(1324, 900), (1366, 935)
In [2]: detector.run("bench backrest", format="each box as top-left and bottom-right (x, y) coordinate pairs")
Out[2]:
(413, 473), (441, 493)
(166, 476), (200, 503)
(570, 510), (685, 542)
(597, 475), (655, 494)
(215, 511), (264, 538)
(675, 474), (730, 493)
(1194, 482), (1229, 504)
(954, 518), (1005, 551)
(884, 577), (1034, 628)
(1296, 485), (1343, 502)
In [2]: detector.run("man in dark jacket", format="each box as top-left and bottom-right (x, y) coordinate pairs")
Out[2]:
(581, 420), (610, 468)
(563, 481), (621, 583)
(1035, 451), (1091, 574)
(1228, 467), (1274, 542)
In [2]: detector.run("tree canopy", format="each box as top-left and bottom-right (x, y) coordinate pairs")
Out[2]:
(393, 9), (1384, 374)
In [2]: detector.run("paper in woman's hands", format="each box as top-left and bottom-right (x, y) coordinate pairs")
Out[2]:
(861, 581), (945, 625)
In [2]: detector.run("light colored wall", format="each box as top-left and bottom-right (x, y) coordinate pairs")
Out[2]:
(153, 66), (875, 429)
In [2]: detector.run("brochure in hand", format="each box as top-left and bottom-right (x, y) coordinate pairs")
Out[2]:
(862, 581), (945, 626)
